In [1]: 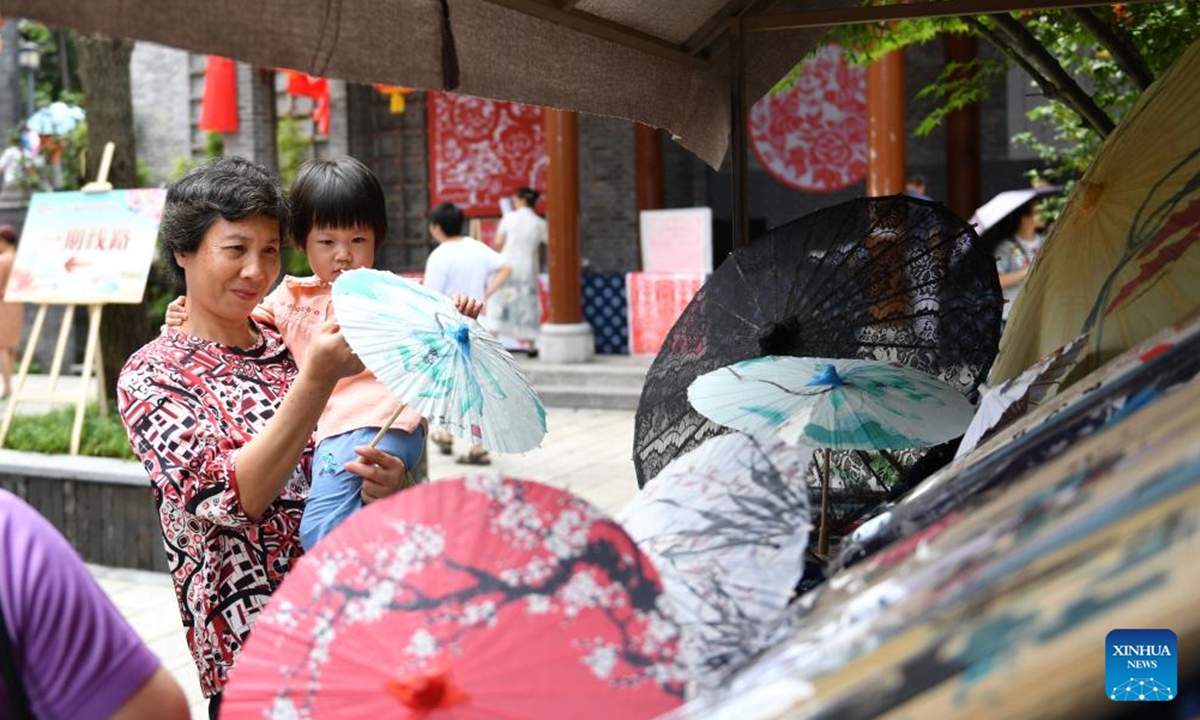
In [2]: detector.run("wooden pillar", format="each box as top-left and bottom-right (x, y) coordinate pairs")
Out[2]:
(867, 49), (906, 196)
(545, 108), (582, 325)
(634, 123), (664, 212)
(729, 17), (750, 248)
(944, 34), (981, 221)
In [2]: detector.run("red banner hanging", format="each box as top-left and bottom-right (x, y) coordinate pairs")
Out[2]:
(427, 92), (548, 218)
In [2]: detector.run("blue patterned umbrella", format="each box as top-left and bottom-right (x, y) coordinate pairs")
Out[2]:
(689, 356), (974, 450)
(689, 356), (974, 554)
(332, 268), (547, 454)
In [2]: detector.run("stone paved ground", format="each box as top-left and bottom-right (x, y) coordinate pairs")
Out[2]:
(89, 405), (640, 718)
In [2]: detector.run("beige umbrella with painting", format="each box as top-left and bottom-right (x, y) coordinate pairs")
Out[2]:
(991, 36), (1200, 385)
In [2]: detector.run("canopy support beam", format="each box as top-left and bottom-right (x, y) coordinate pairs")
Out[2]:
(746, 0), (1167, 31)
(482, 0), (709, 68)
(730, 16), (750, 249)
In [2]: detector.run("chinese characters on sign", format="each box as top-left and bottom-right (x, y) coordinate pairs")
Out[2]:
(5, 189), (166, 305)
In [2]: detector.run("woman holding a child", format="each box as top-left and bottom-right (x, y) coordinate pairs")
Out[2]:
(116, 157), (479, 719)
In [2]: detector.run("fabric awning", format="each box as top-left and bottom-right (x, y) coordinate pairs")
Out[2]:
(1, 0), (841, 168)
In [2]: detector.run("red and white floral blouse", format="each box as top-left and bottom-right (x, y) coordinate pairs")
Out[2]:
(117, 324), (311, 697)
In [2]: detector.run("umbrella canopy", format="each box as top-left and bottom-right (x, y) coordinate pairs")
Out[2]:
(222, 474), (686, 719)
(4, 0), (849, 169)
(25, 101), (85, 136)
(968, 186), (1060, 236)
(617, 433), (813, 694)
(331, 268), (546, 453)
(955, 333), (1089, 459)
(633, 195), (1001, 487)
(991, 37), (1200, 384)
(689, 356), (976, 450)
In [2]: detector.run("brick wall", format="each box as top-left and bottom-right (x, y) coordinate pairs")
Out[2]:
(130, 42), (192, 185)
(223, 63), (278, 173)
(348, 86), (431, 273)
(579, 114), (639, 272)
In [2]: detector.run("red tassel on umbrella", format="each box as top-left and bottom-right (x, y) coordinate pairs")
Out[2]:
(198, 56), (238, 133)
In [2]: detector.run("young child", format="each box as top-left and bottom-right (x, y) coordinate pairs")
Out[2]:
(168, 156), (481, 549)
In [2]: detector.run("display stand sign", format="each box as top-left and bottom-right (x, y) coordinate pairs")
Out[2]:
(0, 177), (166, 455)
(4, 189), (164, 304)
(639, 207), (712, 274)
(626, 272), (706, 356)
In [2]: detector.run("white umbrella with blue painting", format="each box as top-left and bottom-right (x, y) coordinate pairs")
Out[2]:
(688, 356), (974, 556)
(332, 268), (547, 454)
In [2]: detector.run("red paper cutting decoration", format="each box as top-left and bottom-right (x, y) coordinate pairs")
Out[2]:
(428, 92), (548, 217)
(198, 56), (238, 133)
(749, 44), (867, 193)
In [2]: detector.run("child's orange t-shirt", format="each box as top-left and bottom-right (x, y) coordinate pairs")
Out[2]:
(256, 275), (424, 443)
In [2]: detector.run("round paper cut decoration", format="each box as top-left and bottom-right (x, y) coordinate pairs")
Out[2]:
(749, 45), (867, 193)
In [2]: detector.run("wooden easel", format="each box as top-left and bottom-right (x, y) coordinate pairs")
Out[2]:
(0, 143), (116, 455)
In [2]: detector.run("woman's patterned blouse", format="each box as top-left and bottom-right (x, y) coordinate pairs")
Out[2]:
(117, 324), (312, 697)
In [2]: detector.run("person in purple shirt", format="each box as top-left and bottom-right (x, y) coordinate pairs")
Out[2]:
(0, 490), (189, 720)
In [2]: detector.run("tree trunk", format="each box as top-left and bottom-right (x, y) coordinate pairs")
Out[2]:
(75, 33), (156, 403)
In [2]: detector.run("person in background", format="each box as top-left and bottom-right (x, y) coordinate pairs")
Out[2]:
(424, 201), (512, 465)
(118, 157), (412, 719)
(0, 489), (190, 720)
(0, 224), (23, 399)
(490, 186), (547, 356)
(905, 173), (932, 201)
(993, 199), (1047, 324)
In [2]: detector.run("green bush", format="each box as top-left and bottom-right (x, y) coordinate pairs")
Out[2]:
(5, 404), (135, 460)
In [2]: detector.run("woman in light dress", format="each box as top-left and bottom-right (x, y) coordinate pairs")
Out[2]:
(490, 187), (547, 355)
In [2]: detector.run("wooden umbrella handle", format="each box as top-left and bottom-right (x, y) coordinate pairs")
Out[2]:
(368, 404), (407, 448)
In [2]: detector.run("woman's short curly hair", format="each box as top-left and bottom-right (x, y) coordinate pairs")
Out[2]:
(158, 156), (288, 291)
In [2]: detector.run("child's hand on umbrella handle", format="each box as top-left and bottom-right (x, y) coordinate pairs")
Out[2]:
(164, 295), (187, 327)
(306, 320), (366, 381)
(451, 294), (484, 319)
(351, 444), (409, 503)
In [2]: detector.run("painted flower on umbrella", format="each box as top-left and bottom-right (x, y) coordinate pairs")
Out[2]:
(223, 476), (685, 720)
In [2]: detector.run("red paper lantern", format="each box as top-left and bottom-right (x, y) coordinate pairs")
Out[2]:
(198, 56), (238, 133)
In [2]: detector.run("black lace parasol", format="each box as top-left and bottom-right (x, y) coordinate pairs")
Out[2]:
(633, 195), (1002, 488)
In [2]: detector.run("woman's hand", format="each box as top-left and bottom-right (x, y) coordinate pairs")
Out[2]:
(451, 294), (484, 319)
(164, 296), (187, 327)
(305, 320), (365, 382)
(350, 444), (411, 504)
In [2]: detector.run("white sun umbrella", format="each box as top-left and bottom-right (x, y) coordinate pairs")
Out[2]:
(969, 186), (1061, 235)
(618, 432), (813, 695)
(688, 356), (975, 555)
(332, 268), (546, 454)
(688, 357), (975, 451)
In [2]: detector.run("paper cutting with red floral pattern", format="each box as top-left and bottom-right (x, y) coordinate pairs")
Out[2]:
(428, 93), (548, 217)
(750, 45), (867, 193)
